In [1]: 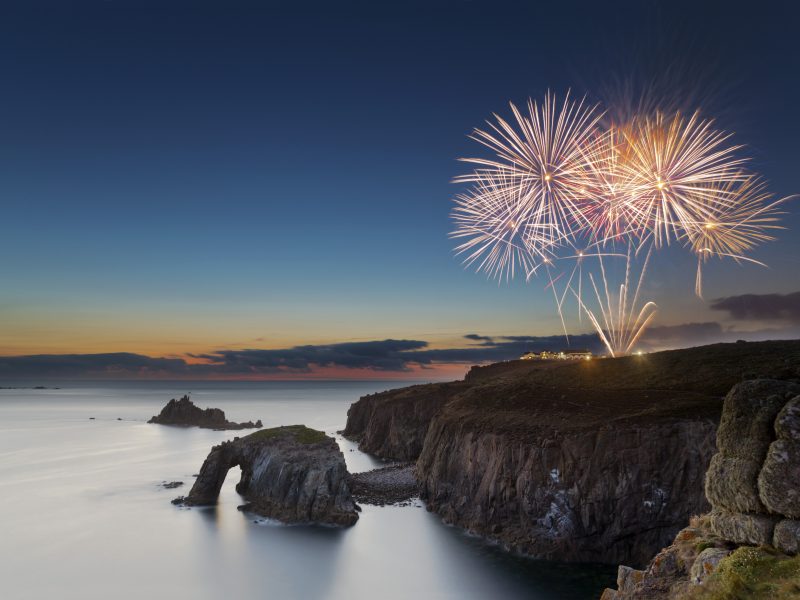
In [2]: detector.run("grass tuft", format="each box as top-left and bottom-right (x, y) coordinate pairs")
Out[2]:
(245, 425), (328, 445)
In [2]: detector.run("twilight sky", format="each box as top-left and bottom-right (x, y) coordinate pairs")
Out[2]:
(1, 1), (799, 379)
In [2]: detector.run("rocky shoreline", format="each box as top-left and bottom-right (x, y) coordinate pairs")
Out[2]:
(348, 464), (418, 506)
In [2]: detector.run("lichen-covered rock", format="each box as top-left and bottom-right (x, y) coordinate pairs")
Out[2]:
(714, 380), (797, 459)
(705, 454), (764, 513)
(705, 381), (800, 514)
(690, 547), (730, 584)
(149, 395), (262, 430)
(774, 519), (800, 555)
(176, 425), (358, 526)
(708, 509), (778, 546)
(617, 565), (645, 592)
(759, 439), (800, 518)
(775, 396), (800, 441)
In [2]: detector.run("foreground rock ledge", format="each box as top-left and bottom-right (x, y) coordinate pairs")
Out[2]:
(174, 425), (358, 526)
(149, 395), (262, 430)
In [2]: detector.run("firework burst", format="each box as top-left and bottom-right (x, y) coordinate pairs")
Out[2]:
(451, 92), (790, 356)
(619, 111), (748, 248)
(454, 91), (604, 262)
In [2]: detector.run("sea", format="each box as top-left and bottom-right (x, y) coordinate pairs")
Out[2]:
(0, 380), (615, 600)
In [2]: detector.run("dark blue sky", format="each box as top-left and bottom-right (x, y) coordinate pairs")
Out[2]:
(1, 0), (799, 373)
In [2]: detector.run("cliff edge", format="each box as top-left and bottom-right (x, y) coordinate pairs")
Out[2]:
(343, 340), (800, 566)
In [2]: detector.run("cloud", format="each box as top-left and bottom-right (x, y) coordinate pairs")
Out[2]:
(195, 339), (430, 373)
(710, 291), (800, 323)
(0, 353), (191, 379)
(2, 321), (798, 380)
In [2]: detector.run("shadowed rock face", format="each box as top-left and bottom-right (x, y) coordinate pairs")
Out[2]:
(148, 395), (262, 430)
(603, 379), (800, 599)
(176, 425), (358, 527)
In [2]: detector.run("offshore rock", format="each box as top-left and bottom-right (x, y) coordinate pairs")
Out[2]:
(148, 395), (262, 430)
(175, 425), (357, 526)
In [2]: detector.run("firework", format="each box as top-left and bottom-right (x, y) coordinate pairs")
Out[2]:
(574, 247), (657, 357)
(682, 175), (788, 296)
(453, 91), (604, 267)
(619, 111), (748, 248)
(451, 92), (789, 355)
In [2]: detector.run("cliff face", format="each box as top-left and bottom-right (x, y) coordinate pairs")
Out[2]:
(416, 385), (718, 566)
(176, 425), (358, 526)
(342, 382), (468, 460)
(602, 379), (800, 599)
(342, 340), (800, 566)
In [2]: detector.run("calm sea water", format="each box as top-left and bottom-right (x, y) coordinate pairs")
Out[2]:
(0, 381), (614, 600)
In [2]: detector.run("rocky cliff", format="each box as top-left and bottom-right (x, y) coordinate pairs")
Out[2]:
(175, 425), (358, 526)
(343, 381), (468, 460)
(342, 340), (800, 566)
(417, 384), (718, 566)
(603, 379), (800, 599)
(149, 395), (262, 430)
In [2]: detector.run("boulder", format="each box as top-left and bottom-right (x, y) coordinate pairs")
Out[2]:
(705, 381), (800, 514)
(714, 380), (798, 460)
(773, 519), (800, 554)
(707, 509), (778, 546)
(148, 395), (262, 430)
(175, 425), (358, 526)
(705, 454), (765, 513)
(759, 439), (800, 517)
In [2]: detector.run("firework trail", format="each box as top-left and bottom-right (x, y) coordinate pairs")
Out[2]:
(450, 91), (790, 356)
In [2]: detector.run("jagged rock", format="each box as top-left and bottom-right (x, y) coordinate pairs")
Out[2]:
(708, 509), (778, 545)
(148, 395), (262, 430)
(774, 519), (800, 554)
(617, 565), (645, 592)
(690, 547), (730, 584)
(175, 425), (357, 526)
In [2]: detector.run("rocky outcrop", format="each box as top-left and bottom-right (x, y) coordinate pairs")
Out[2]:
(603, 379), (800, 598)
(343, 382), (467, 460)
(175, 425), (358, 526)
(342, 340), (800, 567)
(149, 395), (262, 430)
(416, 384), (718, 566)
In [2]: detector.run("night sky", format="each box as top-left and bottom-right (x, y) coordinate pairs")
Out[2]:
(1, 1), (799, 379)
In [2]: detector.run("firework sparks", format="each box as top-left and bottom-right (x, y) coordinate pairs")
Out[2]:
(450, 92), (790, 356)
(454, 91), (605, 261)
(574, 247), (657, 357)
(619, 111), (748, 248)
(682, 175), (789, 297)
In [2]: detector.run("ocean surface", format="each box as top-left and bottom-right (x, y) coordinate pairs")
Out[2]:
(0, 381), (615, 600)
